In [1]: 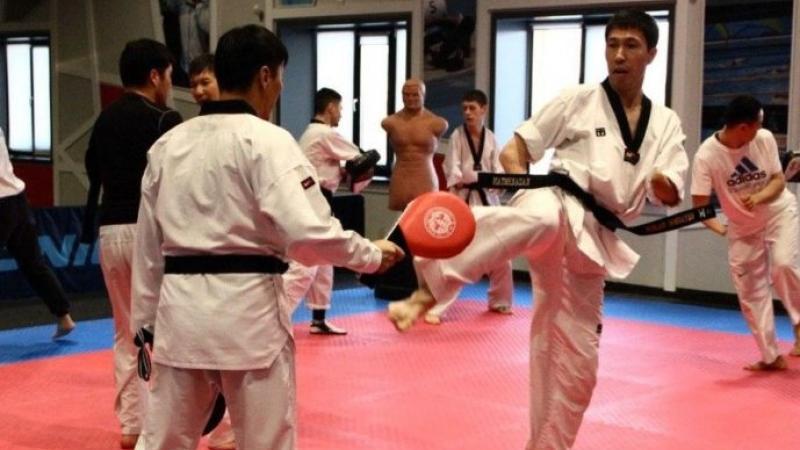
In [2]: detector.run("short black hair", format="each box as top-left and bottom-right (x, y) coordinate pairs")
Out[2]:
(215, 25), (289, 93)
(314, 88), (342, 114)
(605, 9), (659, 50)
(118, 39), (174, 87)
(462, 89), (488, 106)
(189, 53), (215, 78)
(723, 95), (762, 127)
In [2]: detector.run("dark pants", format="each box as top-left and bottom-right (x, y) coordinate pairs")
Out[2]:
(0, 191), (70, 316)
(359, 223), (417, 301)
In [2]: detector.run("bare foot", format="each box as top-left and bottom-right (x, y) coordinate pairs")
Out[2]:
(791, 322), (800, 357)
(424, 313), (442, 325)
(53, 314), (76, 340)
(387, 288), (435, 332)
(120, 434), (139, 449)
(744, 355), (788, 371)
(489, 304), (512, 315)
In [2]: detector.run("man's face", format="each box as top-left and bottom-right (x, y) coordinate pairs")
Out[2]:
(605, 27), (656, 94)
(402, 84), (424, 111)
(262, 64), (285, 119)
(189, 68), (219, 104)
(329, 101), (343, 127)
(461, 100), (486, 128)
(153, 65), (173, 107)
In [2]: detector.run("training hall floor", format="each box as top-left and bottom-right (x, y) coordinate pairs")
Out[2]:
(1, 277), (798, 450)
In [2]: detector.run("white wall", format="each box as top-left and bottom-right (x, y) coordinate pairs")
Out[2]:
(29, 0), (800, 295)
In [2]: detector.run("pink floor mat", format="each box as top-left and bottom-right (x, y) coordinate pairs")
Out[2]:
(1, 302), (798, 449)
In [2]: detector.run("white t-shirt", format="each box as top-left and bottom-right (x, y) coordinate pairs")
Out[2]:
(691, 128), (794, 238)
(0, 129), (26, 198)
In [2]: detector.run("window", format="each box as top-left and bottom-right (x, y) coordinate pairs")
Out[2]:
(314, 22), (408, 176)
(2, 35), (51, 158)
(702, 2), (793, 149)
(493, 10), (672, 148)
(316, 31), (355, 141)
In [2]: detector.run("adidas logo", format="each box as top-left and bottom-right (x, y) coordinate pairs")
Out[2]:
(727, 156), (767, 186)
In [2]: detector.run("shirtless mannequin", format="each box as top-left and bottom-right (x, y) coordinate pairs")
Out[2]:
(382, 79), (448, 211)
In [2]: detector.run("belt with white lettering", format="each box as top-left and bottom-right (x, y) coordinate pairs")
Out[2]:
(477, 172), (715, 236)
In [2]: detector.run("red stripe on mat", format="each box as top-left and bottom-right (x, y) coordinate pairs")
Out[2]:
(1, 302), (798, 450)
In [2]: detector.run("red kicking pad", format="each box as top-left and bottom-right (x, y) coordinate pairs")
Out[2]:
(399, 191), (476, 259)
(360, 192), (476, 290)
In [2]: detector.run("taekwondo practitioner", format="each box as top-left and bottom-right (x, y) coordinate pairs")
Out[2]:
(389, 10), (689, 450)
(130, 25), (403, 450)
(82, 39), (182, 450)
(282, 87), (378, 335)
(185, 52), (237, 450)
(691, 95), (800, 371)
(424, 89), (513, 324)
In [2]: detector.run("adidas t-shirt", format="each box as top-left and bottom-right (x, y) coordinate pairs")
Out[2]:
(691, 128), (793, 238)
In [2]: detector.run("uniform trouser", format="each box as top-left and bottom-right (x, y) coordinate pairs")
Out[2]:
(727, 203), (800, 363)
(417, 189), (605, 450)
(138, 340), (296, 450)
(98, 224), (146, 435)
(280, 187), (336, 313)
(0, 191), (70, 317)
(425, 259), (513, 318)
(424, 187), (513, 317)
(100, 224), (235, 442)
(282, 260), (334, 312)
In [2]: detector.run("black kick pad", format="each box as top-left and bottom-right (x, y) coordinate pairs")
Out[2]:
(359, 226), (417, 300)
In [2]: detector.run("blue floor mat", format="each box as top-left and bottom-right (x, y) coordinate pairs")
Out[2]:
(1, 282), (795, 365)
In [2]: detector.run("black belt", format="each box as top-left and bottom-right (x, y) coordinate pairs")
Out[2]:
(477, 172), (715, 236)
(463, 182), (489, 206)
(163, 255), (289, 274)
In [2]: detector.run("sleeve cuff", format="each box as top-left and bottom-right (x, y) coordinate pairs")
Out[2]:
(514, 121), (545, 162)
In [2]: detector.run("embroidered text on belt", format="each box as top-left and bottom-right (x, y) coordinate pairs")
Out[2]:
(477, 172), (715, 236)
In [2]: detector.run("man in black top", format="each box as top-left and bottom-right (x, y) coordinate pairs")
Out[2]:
(0, 130), (75, 339)
(82, 38), (182, 450)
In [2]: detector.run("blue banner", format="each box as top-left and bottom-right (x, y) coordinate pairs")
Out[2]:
(0, 206), (104, 301)
(1, 195), (364, 301)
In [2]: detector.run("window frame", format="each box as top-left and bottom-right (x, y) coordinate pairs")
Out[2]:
(1, 33), (52, 161)
(276, 15), (410, 179)
(490, 5), (675, 132)
(319, 21), (408, 178)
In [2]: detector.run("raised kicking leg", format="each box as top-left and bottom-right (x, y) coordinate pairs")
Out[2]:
(388, 189), (563, 332)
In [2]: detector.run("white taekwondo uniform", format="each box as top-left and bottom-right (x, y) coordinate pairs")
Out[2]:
(426, 124), (513, 319)
(130, 100), (381, 450)
(691, 128), (800, 363)
(415, 81), (688, 449)
(282, 122), (361, 313)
